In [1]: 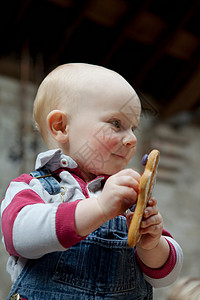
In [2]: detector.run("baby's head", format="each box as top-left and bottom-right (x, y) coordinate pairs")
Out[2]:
(34, 63), (141, 180)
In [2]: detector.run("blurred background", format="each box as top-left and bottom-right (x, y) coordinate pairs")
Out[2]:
(0, 0), (200, 299)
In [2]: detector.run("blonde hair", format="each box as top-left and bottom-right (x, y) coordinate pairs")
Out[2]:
(167, 277), (200, 300)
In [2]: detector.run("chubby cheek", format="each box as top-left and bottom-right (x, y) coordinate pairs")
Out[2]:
(94, 132), (120, 155)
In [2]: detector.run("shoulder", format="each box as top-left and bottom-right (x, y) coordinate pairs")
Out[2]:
(1, 173), (49, 214)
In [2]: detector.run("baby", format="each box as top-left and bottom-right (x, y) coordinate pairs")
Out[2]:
(1, 63), (183, 300)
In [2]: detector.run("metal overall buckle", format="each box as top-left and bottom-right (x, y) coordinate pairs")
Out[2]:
(10, 293), (27, 300)
(10, 294), (21, 300)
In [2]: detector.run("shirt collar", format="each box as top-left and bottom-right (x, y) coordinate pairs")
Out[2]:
(35, 149), (110, 187)
(35, 149), (78, 171)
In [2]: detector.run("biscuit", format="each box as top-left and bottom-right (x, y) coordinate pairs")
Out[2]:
(127, 149), (160, 248)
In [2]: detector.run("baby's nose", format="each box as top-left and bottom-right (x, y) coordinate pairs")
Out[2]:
(123, 132), (137, 147)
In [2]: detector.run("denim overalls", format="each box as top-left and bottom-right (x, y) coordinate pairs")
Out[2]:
(8, 169), (152, 300)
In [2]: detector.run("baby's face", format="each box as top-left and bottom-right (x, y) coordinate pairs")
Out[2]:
(66, 73), (141, 181)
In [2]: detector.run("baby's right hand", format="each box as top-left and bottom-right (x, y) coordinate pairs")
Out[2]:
(97, 169), (140, 221)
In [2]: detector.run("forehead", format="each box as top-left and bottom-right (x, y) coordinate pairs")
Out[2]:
(70, 65), (141, 123)
(117, 95), (141, 125)
(98, 81), (141, 124)
(85, 71), (140, 104)
(84, 91), (141, 129)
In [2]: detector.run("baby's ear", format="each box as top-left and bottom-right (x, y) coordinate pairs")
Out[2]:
(47, 110), (69, 143)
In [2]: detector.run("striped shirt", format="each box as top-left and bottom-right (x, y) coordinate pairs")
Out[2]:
(1, 149), (183, 286)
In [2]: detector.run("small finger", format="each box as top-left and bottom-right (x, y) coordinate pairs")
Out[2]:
(144, 205), (158, 218)
(148, 197), (157, 206)
(141, 214), (161, 228)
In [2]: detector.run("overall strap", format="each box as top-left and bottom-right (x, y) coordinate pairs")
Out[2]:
(30, 167), (61, 195)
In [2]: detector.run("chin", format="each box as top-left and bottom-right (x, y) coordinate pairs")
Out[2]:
(106, 165), (125, 175)
(87, 160), (128, 177)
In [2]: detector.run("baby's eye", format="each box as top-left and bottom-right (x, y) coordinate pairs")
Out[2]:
(110, 120), (121, 129)
(132, 126), (137, 133)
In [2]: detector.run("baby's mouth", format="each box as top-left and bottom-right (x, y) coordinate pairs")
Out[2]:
(113, 153), (127, 160)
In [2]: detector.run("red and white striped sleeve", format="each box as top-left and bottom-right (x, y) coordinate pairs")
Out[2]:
(1, 174), (85, 259)
(135, 229), (183, 288)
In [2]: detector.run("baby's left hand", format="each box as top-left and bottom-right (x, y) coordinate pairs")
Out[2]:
(127, 197), (163, 250)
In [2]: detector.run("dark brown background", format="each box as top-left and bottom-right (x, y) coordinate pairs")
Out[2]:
(0, 0), (200, 122)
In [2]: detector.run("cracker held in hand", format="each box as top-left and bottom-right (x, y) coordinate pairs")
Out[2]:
(127, 149), (160, 248)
